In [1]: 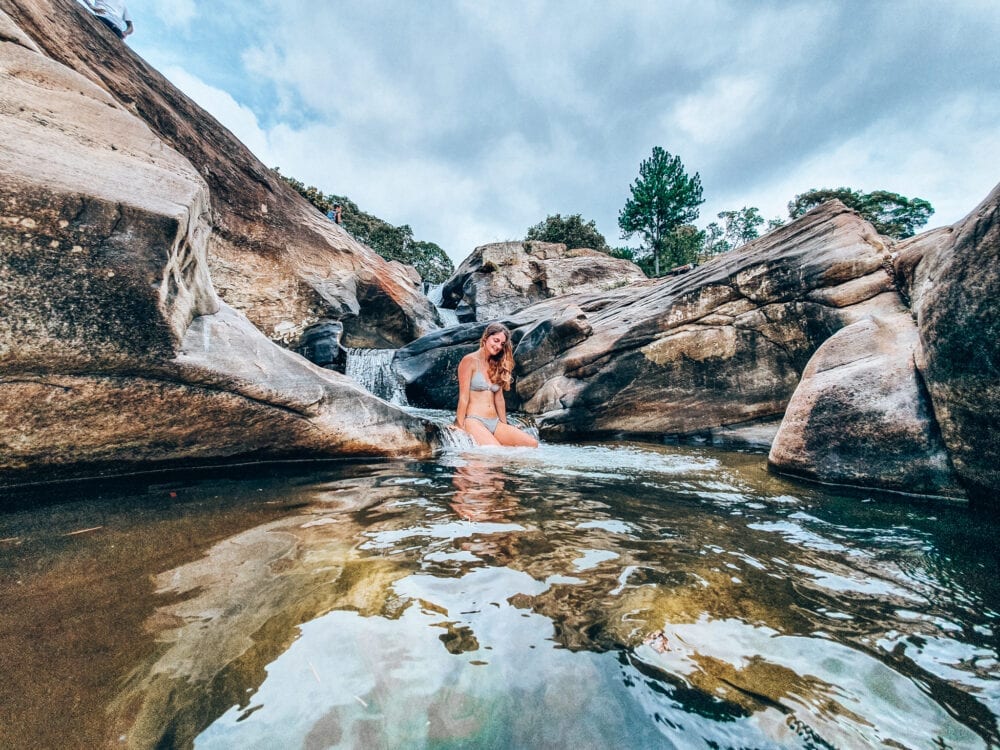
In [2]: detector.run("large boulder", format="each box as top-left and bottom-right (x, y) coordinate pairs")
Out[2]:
(0, 0), (440, 348)
(440, 240), (646, 322)
(894, 183), (1000, 504)
(768, 313), (962, 497)
(0, 22), (432, 485)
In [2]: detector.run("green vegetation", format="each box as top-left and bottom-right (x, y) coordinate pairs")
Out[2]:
(525, 213), (611, 253)
(275, 169), (454, 284)
(702, 206), (766, 257)
(788, 187), (934, 239)
(618, 147), (704, 275)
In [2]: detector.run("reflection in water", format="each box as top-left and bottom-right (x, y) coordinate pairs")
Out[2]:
(1, 445), (998, 748)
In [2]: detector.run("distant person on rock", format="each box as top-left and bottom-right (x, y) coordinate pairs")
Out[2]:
(455, 323), (538, 448)
(83, 0), (134, 40)
(332, 204), (343, 224)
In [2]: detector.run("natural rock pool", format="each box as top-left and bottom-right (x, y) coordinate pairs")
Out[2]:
(1, 441), (997, 749)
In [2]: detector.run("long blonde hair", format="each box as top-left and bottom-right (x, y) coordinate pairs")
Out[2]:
(480, 323), (514, 391)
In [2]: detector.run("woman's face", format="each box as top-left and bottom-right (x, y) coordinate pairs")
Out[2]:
(484, 332), (506, 356)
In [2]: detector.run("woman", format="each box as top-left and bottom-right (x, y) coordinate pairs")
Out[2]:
(455, 323), (539, 448)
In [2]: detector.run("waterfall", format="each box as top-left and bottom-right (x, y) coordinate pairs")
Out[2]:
(344, 348), (408, 406)
(426, 282), (460, 328)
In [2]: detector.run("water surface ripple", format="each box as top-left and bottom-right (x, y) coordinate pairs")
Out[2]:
(1, 443), (997, 749)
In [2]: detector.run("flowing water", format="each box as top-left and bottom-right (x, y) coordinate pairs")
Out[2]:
(1, 442), (998, 749)
(426, 283), (461, 328)
(344, 348), (408, 406)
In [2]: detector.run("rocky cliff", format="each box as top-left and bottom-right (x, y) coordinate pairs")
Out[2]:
(0, 0), (439, 349)
(0, 4), (433, 485)
(892, 184), (1000, 503)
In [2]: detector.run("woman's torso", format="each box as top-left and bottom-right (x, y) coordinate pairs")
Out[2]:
(466, 355), (499, 418)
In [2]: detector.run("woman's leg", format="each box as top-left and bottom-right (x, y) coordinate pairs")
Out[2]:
(464, 418), (502, 446)
(494, 422), (539, 448)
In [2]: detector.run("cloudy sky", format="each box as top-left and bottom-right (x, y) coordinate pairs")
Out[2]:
(127, 1), (999, 265)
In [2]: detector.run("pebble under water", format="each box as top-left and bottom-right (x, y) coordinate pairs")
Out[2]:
(0, 442), (998, 749)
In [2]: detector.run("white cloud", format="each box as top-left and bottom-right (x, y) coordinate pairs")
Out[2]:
(146, 0), (197, 28)
(136, 2), (1000, 265)
(160, 66), (275, 167)
(671, 75), (768, 147)
(702, 93), (1000, 229)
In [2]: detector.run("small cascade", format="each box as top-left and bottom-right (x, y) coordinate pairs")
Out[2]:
(344, 348), (408, 406)
(426, 282), (460, 328)
(436, 424), (479, 450)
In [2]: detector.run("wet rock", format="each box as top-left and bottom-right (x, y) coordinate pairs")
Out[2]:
(894, 183), (1000, 505)
(1, 0), (439, 348)
(513, 304), (593, 377)
(295, 320), (346, 371)
(769, 313), (963, 497)
(440, 240), (646, 322)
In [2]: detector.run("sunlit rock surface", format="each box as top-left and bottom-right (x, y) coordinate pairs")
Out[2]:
(895, 182), (1000, 505)
(768, 312), (962, 497)
(440, 240), (646, 323)
(0, 22), (432, 483)
(0, 0), (440, 348)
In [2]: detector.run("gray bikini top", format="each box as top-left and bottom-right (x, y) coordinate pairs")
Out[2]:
(471, 359), (500, 392)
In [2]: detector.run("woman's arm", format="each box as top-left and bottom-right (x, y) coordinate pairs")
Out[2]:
(455, 356), (473, 428)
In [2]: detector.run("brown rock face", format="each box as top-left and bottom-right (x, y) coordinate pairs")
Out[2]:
(768, 313), (962, 497)
(401, 202), (900, 442)
(895, 183), (1000, 504)
(514, 202), (898, 439)
(0, 21), (432, 484)
(0, 0), (439, 348)
(441, 240), (646, 322)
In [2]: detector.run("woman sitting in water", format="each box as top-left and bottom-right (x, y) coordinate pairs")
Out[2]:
(455, 323), (539, 448)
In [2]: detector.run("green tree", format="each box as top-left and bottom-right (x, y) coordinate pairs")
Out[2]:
(618, 147), (704, 276)
(275, 170), (454, 284)
(701, 221), (730, 260)
(788, 187), (934, 239)
(662, 224), (704, 268)
(718, 206), (765, 249)
(526, 213), (611, 252)
(608, 246), (638, 262)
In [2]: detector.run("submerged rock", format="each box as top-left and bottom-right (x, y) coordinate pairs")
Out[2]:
(0, 0), (439, 348)
(0, 24), (432, 484)
(440, 240), (646, 323)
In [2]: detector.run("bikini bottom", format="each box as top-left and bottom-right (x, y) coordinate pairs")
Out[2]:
(466, 415), (499, 434)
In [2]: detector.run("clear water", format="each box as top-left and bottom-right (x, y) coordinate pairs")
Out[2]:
(1, 442), (997, 749)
